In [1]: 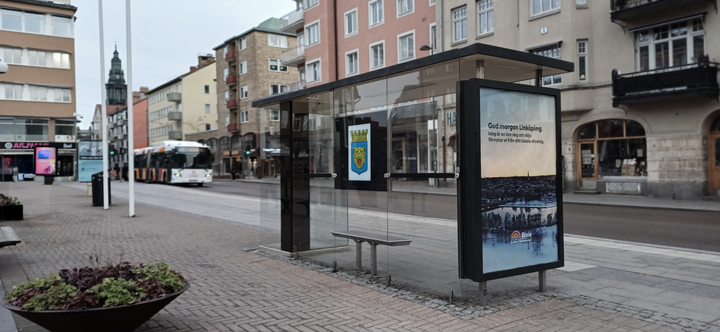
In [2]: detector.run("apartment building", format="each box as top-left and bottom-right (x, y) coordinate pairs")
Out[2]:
(187, 18), (298, 178)
(0, 0), (78, 181)
(147, 55), (217, 146)
(279, 0), (436, 88)
(438, 0), (720, 200)
(107, 87), (148, 173)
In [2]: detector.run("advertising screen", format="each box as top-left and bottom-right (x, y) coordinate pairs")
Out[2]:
(479, 87), (560, 274)
(34, 147), (57, 175)
(77, 141), (104, 182)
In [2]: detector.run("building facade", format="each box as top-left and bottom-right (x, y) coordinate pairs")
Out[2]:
(438, 0), (720, 199)
(279, 0), (437, 88)
(147, 55), (217, 146)
(187, 18), (298, 178)
(0, 0), (78, 181)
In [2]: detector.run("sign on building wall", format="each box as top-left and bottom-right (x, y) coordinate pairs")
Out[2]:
(34, 147), (57, 176)
(458, 79), (564, 282)
(77, 141), (104, 182)
(348, 123), (371, 181)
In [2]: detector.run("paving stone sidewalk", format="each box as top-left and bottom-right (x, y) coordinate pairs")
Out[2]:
(0, 183), (698, 332)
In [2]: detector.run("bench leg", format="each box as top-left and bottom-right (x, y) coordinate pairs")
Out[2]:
(354, 240), (363, 271)
(370, 243), (378, 276)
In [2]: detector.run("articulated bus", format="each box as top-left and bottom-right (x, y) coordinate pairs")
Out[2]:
(133, 141), (213, 186)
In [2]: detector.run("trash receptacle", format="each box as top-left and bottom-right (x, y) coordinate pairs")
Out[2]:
(91, 172), (111, 207)
(44, 175), (54, 185)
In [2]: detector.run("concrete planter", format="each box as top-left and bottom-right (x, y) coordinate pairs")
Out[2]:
(2, 284), (188, 332)
(0, 205), (23, 221)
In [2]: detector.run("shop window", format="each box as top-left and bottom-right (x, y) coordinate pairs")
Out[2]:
(55, 119), (75, 136)
(577, 120), (647, 178)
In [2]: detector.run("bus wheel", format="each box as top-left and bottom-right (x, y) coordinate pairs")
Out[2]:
(197, 183), (204, 187)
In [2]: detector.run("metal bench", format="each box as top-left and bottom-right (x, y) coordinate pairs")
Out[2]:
(331, 230), (412, 275)
(0, 227), (21, 249)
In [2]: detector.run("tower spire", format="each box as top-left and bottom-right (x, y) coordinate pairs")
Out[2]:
(106, 45), (127, 105)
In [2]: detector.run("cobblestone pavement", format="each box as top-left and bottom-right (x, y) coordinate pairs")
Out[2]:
(0, 182), (703, 332)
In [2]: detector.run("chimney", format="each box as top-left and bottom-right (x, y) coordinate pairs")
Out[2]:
(190, 66), (197, 73)
(197, 54), (216, 69)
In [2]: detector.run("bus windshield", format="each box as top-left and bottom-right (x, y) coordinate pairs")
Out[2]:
(169, 147), (212, 169)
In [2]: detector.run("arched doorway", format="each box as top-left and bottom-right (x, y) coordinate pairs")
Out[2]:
(576, 120), (647, 188)
(709, 115), (720, 192)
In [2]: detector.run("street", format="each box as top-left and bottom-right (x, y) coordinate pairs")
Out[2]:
(185, 180), (720, 252)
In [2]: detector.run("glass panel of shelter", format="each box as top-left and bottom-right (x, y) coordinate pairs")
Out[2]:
(259, 103), (283, 250)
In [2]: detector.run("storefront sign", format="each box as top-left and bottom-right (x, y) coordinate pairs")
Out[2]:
(458, 79), (564, 282)
(348, 123), (371, 181)
(55, 135), (76, 143)
(34, 147), (57, 175)
(2, 142), (76, 150)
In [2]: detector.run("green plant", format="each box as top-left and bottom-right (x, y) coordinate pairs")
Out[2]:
(136, 262), (186, 293)
(21, 283), (78, 311)
(90, 278), (145, 307)
(6, 274), (62, 302)
(0, 194), (21, 206)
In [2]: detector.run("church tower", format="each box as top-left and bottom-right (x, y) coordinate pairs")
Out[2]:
(106, 45), (127, 105)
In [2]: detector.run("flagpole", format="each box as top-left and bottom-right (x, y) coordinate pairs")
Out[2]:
(126, 0), (135, 217)
(98, 0), (109, 210)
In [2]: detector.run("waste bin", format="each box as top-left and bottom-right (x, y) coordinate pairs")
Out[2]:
(91, 172), (111, 206)
(44, 175), (54, 185)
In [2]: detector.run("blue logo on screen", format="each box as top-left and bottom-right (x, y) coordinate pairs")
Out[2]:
(38, 150), (52, 159)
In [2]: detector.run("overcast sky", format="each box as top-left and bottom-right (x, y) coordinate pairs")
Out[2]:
(73, 0), (297, 127)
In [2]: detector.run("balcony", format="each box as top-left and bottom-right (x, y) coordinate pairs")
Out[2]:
(227, 99), (238, 109)
(168, 130), (183, 140)
(227, 123), (239, 132)
(280, 9), (304, 33)
(167, 92), (182, 102)
(280, 46), (305, 67)
(226, 75), (237, 85)
(611, 0), (710, 25)
(117, 119), (125, 126)
(168, 112), (183, 121)
(225, 51), (236, 62)
(612, 59), (719, 107)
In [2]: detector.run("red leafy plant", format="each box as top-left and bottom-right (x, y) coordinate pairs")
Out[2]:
(5, 262), (186, 311)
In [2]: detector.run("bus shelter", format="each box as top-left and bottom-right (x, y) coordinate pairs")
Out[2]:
(251, 43), (574, 301)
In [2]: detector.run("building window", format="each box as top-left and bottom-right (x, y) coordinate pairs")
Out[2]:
(1, 83), (22, 100)
(345, 8), (358, 36)
(177, 103), (182, 112)
(635, 18), (704, 71)
(577, 40), (588, 82)
(1, 47), (22, 64)
(532, 0), (560, 16)
(429, 23), (436, 52)
(270, 109), (280, 122)
(55, 119), (75, 136)
(345, 50), (359, 76)
(29, 86), (47, 101)
(239, 60), (248, 74)
(176, 83), (182, 93)
(398, 31), (415, 62)
(269, 59), (288, 72)
(478, 0), (493, 35)
(268, 34), (288, 48)
(576, 0), (587, 6)
(225, 114), (230, 127)
(452, 6), (467, 42)
(223, 68), (229, 80)
(240, 37), (247, 50)
(25, 12), (44, 33)
(306, 0), (319, 9)
(270, 84), (289, 95)
(397, 0), (414, 17)
(369, 0), (384, 27)
(205, 85), (210, 93)
(240, 86), (248, 99)
(430, 0), (436, 5)
(531, 45), (562, 86)
(51, 16), (72, 37)
(306, 22), (320, 46)
(224, 91), (229, 102)
(205, 104), (211, 113)
(577, 120), (647, 179)
(307, 59), (321, 83)
(206, 124), (211, 131)
(1, 10), (22, 31)
(223, 45), (228, 58)
(241, 110), (249, 123)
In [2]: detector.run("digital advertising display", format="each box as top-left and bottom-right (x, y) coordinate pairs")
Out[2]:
(78, 141), (104, 182)
(479, 87), (560, 274)
(34, 147), (57, 175)
(457, 79), (563, 282)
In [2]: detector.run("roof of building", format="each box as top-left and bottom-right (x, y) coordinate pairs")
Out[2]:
(6, 0), (77, 12)
(146, 61), (215, 95)
(213, 17), (296, 50)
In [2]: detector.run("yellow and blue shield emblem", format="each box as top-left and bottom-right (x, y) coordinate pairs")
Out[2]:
(350, 128), (369, 175)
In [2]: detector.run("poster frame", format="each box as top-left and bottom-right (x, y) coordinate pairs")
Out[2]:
(457, 78), (565, 282)
(77, 140), (104, 183)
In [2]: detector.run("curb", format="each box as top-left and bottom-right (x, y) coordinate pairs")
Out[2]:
(562, 200), (720, 213)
